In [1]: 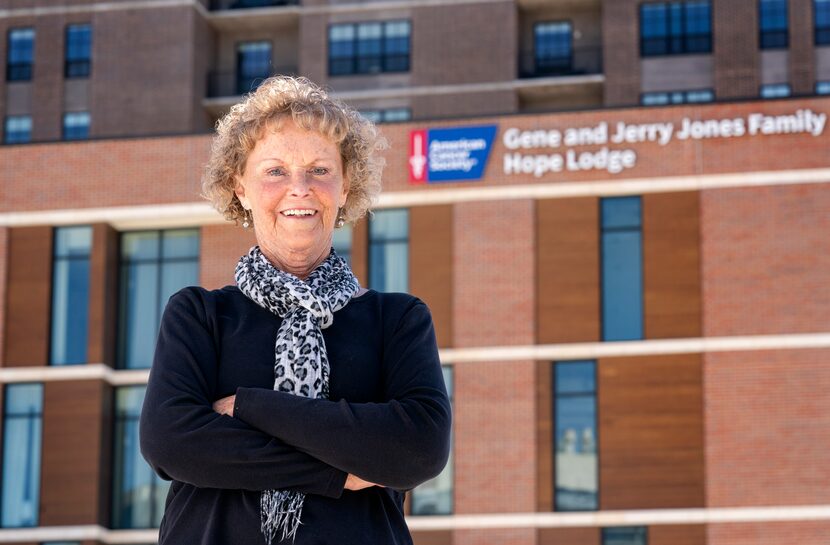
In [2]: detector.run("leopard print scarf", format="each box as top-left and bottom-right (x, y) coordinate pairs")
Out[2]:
(235, 245), (359, 544)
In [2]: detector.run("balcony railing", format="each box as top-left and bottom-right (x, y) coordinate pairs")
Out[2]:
(207, 68), (299, 98)
(518, 46), (602, 79)
(209, 0), (298, 10)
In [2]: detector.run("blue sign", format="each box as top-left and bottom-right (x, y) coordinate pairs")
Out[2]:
(409, 125), (497, 183)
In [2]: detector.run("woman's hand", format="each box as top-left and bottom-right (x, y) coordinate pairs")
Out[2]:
(345, 474), (381, 491)
(213, 395), (236, 416)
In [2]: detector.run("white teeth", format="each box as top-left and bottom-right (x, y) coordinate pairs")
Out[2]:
(283, 209), (316, 216)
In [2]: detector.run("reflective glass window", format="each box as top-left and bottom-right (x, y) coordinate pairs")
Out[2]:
(601, 196), (643, 341)
(117, 229), (199, 369)
(761, 83), (791, 98)
(641, 89), (713, 105)
(4, 116), (32, 145)
(554, 361), (597, 511)
(602, 527), (648, 545)
(535, 21), (573, 74)
(112, 386), (169, 529)
(411, 366), (453, 515)
(368, 209), (408, 293)
(50, 226), (92, 365)
(760, 0), (788, 48)
(332, 225), (353, 266)
(62, 112), (90, 141)
(818, 0), (830, 44)
(65, 24), (91, 78)
(640, 1), (711, 56)
(328, 20), (410, 76)
(817, 81), (830, 94)
(1, 384), (43, 528)
(7, 28), (34, 81)
(236, 41), (272, 95)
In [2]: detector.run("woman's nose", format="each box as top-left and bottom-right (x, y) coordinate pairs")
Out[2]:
(287, 171), (311, 196)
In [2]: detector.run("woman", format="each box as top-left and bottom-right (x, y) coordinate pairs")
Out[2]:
(140, 76), (452, 545)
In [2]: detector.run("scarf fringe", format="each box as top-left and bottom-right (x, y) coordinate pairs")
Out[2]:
(261, 489), (306, 544)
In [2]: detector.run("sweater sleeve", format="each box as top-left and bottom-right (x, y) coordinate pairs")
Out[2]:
(139, 287), (347, 497)
(233, 299), (452, 491)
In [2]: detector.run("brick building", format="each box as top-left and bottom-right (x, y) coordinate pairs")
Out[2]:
(1, 0), (829, 544)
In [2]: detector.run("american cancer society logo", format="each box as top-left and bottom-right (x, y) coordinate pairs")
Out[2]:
(409, 125), (497, 183)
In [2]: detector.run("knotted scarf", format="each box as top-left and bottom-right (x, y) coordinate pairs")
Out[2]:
(235, 245), (360, 543)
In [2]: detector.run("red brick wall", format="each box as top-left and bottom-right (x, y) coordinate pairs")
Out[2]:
(705, 349), (830, 507)
(708, 521), (830, 545)
(0, 227), (6, 367)
(199, 223), (255, 291)
(601, 0), (640, 106)
(713, 0), (760, 100)
(701, 183), (830, 336)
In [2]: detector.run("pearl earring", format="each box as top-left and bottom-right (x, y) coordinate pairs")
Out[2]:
(335, 209), (345, 228)
(242, 210), (251, 229)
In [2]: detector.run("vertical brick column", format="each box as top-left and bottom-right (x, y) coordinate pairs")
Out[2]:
(199, 223), (255, 291)
(453, 200), (536, 545)
(410, 205), (453, 348)
(350, 219), (368, 288)
(3, 226), (52, 367)
(297, 14), (328, 86)
(0, 227), (7, 367)
(642, 191), (702, 339)
(602, 0), (641, 107)
(31, 16), (64, 142)
(789, 0), (816, 95)
(88, 224), (119, 365)
(713, 0), (760, 99)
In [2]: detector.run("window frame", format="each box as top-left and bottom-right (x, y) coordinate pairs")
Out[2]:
(640, 88), (714, 105)
(62, 112), (91, 141)
(367, 208), (409, 293)
(639, 1), (713, 57)
(64, 23), (92, 79)
(816, 0), (830, 45)
(327, 20), (411, 77)
(49, 226), (93, 365)
(533, 20), (574, 75)
(234, 40), (273, 96)
(760, 82), (791, 98)
(759, 0), (789, 49)
(6, 27), (35, 82)
(3, 115), (32, 145)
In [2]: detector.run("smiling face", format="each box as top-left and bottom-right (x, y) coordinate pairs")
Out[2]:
(234, 118), (349, 277)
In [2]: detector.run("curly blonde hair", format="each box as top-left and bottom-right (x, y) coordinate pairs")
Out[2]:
(202, 75), (387, 226)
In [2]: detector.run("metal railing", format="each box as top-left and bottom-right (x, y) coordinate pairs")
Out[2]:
(518, 46), (603, 79)
(207, 68), (299, 98)
(209, 0), (298, 10)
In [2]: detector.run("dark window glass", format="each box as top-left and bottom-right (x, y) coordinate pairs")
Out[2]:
(760, 0), (788, 48)
(554, 361), (597, 511)
(6, 28), (34, 81)
(411, 366), (453, 515)
(640, 1), (711, 56)
(50, 226), (92, 365)
(817, 81), (830, 94)
(236, 41), (271, 95)
(641, 88), (714, 105)
(62, 112), (90, 141)
(369, 209), (408, 292)
(1, 384), (43, 528)
(3, 116), (32, 145)
(360, 108), (411, 123)
(602, 527), (648, 545)
(117, 229), (199, 369)
(760, 83), (791, 98)
(601, 196), (643, 341)
(328, 20), (410, 76)
(535, 21), (573, 74)
(112, 386), (169, 529)
(332, 225), (352, 266)
(65, 24), (91, 78)
(816, 0), (830, 44)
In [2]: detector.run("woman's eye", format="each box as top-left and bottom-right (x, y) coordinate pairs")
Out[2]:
(267, 168), (286, 176)
(311, 167), (329, 176)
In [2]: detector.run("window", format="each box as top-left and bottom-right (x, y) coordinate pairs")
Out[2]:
(534, 21), (573, 74)
(332, 225), (352, 265)
(760, 0), (788, 48)
(640, 1), (712, 56)
(62, 112), (90, 141)
(3, 116), (32, 145)
(554, 361), (597, 511)
(50, 226), (92, 365)
(328, 21), (411, 76)
(65, 24), (91, 78)
(117, 229), (199, 369)
(112, 386), (169, 529)
(817, 81), (830, 94)
(601, 196), (643, 341)
(236, 41), (271, 95)
(816, 0), (830, 44)
(368, 209), (408, 292)
(1, 384), (43, 528)
(641, 88), (714, 105)
(360, 108), (411, 123)
(602, 527), (648, 545)
(761, 83), (791, 98)
(411, 366), (453, 515)
(6, 28), (34, 81)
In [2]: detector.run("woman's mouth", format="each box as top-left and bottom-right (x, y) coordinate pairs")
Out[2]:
(281, 209), (317, 217)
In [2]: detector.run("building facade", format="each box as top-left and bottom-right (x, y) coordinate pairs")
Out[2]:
(1, 0), (830, 544)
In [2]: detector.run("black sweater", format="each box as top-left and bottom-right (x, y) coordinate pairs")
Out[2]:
(140, 285), (452, 545)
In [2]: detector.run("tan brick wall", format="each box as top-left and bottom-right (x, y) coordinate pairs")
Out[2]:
(411, 91), (518, 121)
(601, 0), (640, 106)
(701, 183), (830, 336)
(0, 227), (6, 367)
(708, 521), (830, 545)
(705, 349), (830, 507)
(713, 0), (760, 99)
(789, 0), (817, 95)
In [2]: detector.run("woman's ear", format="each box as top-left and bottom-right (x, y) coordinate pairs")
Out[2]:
(234, 177), (250, 210)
